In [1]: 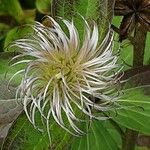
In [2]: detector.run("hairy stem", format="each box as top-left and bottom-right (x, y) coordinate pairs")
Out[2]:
(133, 25), (147, 67)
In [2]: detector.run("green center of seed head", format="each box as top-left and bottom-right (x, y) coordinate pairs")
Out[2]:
(51, 57), (74, 83)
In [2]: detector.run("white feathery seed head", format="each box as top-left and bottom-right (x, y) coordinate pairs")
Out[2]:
(10, 16), (121, 137)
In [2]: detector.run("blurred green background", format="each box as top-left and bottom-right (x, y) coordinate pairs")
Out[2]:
(0, 0), (50, 52)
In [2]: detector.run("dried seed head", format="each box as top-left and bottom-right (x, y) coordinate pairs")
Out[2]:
(10, 16), (121, 138)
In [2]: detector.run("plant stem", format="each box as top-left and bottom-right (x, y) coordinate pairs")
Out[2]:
(122, 129), (139, 150)
(122, 25), (147, 150)
(133, 25), (147, 68)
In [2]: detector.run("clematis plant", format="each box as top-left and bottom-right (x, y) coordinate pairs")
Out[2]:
(9, 16), (121, 139)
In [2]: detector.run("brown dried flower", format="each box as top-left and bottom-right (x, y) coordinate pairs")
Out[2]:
(114, 0), (150, 41)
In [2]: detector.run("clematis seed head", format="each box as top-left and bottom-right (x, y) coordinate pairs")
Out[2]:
(10, 16), (121, 138)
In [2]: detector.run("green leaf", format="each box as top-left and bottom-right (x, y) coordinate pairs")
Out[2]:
(0, 57), (24, 125)
(111, 86), (150, 135)
(1, 112), (50, 150)
(0, 79), (16, 100)
(0, 58), (10, 74)
(0, 75), (23, 125)
(112, 16), (133, 70)
(71, 120), (119, 150)
(144, 32), (150, 65)
(0, 58), (16, 99)
(1, 0), (24, 23)
(51, 0), (114, 40)
(2, 112), (72, 150)
(113, 17), (150, 69)
(0, 56), (23, 84)
(0, 90), (22, 127)
(36, 0), (51, 14)
(0, 99), (22, 125)
(4, 26), (33, 50)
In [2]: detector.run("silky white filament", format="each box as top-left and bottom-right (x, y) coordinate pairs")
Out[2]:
(10, 16), (121, 138)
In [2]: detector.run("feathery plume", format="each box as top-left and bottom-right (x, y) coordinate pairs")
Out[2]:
(10, 16), (121, 138)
